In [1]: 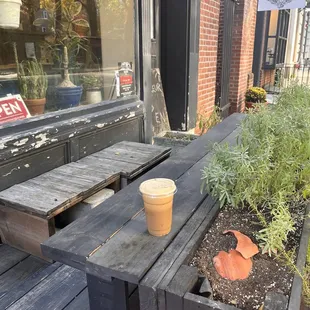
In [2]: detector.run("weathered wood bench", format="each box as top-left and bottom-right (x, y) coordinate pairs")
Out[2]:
(41, 113), (245, 309)
(0, 141), (171, 259)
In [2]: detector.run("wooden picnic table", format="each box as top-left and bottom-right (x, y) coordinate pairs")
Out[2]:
(42, 113), (245, 310)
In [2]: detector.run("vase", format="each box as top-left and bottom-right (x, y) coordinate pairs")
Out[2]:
(0, 0), (22, 29)
(24, 98), (46, 115)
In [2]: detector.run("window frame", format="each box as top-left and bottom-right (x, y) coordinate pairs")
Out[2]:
(0, 0), (142, 132)
(263, 9), (290, 70)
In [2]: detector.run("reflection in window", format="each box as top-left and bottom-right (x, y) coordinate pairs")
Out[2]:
(264, 10), (290, 69)
(0, 0), (136, 122)
(268, 10), (278, 36)
(265, 38), (276, 66)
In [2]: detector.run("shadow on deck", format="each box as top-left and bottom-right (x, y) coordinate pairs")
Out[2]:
(0, 244), (89, 310)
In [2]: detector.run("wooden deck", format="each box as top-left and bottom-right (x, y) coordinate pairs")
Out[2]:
(0, 244), (89, 310)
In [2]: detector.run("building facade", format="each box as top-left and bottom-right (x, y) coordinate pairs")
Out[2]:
(0, 0), (258, 191)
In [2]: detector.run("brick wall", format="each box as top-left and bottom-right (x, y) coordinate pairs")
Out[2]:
(229, 0), (258, 113)
(196, 0), (221, 130)
(196, 0), (257, 132)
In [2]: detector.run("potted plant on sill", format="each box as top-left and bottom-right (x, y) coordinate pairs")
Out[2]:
(18, 60), (48, 115)
(44, 0), (89, 109)
(245, 87), (267, 109)
(81, 74), (103, 105)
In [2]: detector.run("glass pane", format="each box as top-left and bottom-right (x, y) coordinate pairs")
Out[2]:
(0, 0), (136, 125)
(265, 37), (276, 66)
(269, 10), (279, 36)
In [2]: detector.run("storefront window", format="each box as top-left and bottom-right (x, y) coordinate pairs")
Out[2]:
(0, 0), (136, 123)
(264, 10), (290, 69)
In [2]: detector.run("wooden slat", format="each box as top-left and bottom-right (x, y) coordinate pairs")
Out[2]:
(42, 114), (245, 270)
(85, 128), (239, 284)
(115, 141), (171, 154)
(6, 265), (86, 310)
(183, 293), (239, 310)
(0, 263), (61, 310)
(77, 155), (140, 177)
(0, 256), (48, 299)
(0, 141), (170, 219)
(97, 141), (171, 165)
(288, 204), (310, 310)
(0, 205), (55, 259)
(138, 197), (219, 310)
(0, 162), (115, 218)
(0, 245), (29, 276)
(165, 265), (198, 310)
(63, 288), (90, 310)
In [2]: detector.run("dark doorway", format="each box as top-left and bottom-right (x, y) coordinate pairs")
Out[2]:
(151, 0), (161, 69)
(217, 0), (236, 118)
(160, 0), (201, 131)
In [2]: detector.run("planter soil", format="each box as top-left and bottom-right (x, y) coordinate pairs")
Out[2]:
(190, 204), (308, 310)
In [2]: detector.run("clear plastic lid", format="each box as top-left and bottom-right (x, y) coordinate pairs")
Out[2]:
(139, 178), (177, 197)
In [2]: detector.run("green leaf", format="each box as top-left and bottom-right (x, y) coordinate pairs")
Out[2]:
(71, 2), (82, 17)
(72, 19), (90, 28)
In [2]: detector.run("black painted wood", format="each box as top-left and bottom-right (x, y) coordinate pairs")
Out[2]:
(0, 141), (168, 219)
(63, 288), (90, 310)
(156, 201), (220, 310)
(85, 128), (239, 284)
(166, 265), (198, 310)
(0, 262), (61, 310)
(86, 274), (115, 310)
(42, 114), (245, 270)
(79, 119), (143, 159)
(0, 256), (48, 299)
(0, 143), (68, 195)
(0, 245), (29, 276)
(184, 293), (239, 310)
(264, 292), (288, 310)
(7, 265), (86, 310)
(0, 101), (144, 192)
(288, 204), (310, 310)
(139, 196), (219, 310)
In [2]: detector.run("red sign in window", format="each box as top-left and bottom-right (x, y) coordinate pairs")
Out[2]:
(0, 95), (30, 125)
(120, 75), (133, 85)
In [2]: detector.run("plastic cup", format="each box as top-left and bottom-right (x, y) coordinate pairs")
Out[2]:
(139, 178), (177, 237)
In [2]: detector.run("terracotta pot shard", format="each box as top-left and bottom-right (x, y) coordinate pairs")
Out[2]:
(213, 250), (253, 281)
(224, 230), (259, 259)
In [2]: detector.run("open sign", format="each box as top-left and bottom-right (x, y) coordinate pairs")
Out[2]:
(0, 95), (30, 125)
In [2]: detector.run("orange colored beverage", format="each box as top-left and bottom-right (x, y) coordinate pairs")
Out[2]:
(139, 178), (177, 237)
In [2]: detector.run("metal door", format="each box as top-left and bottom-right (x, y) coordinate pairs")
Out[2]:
(151, 0), (160, 69)
(218, 0), (236, 118)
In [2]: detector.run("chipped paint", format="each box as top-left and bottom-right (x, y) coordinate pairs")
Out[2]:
(126, 111), (136, 119)
(13, 138), (29, 146)
(0, 143), (7, 150)
(3, 167), (19, 177)
(24, 164), (30, 168)
(51, 138), (58, 142)
(47, 156), (50, 159)
(137, 104), (141, 108)
(69, 133), (75, 138)
(11, 148), (19, 154)
(34, 133), (49, 149)
(96, 123), (107, 129)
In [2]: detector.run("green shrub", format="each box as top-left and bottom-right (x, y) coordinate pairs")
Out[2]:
(202, 84), (310, 301)
(18, 60), (48, 99)
(202, 84), (310, 255)
(245, 87), (267, 103)
(197, 107), (222, 135)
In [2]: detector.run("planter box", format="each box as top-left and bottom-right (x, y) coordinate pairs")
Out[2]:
(162, 204), (310, 310)
(154, 131), (198, 156)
